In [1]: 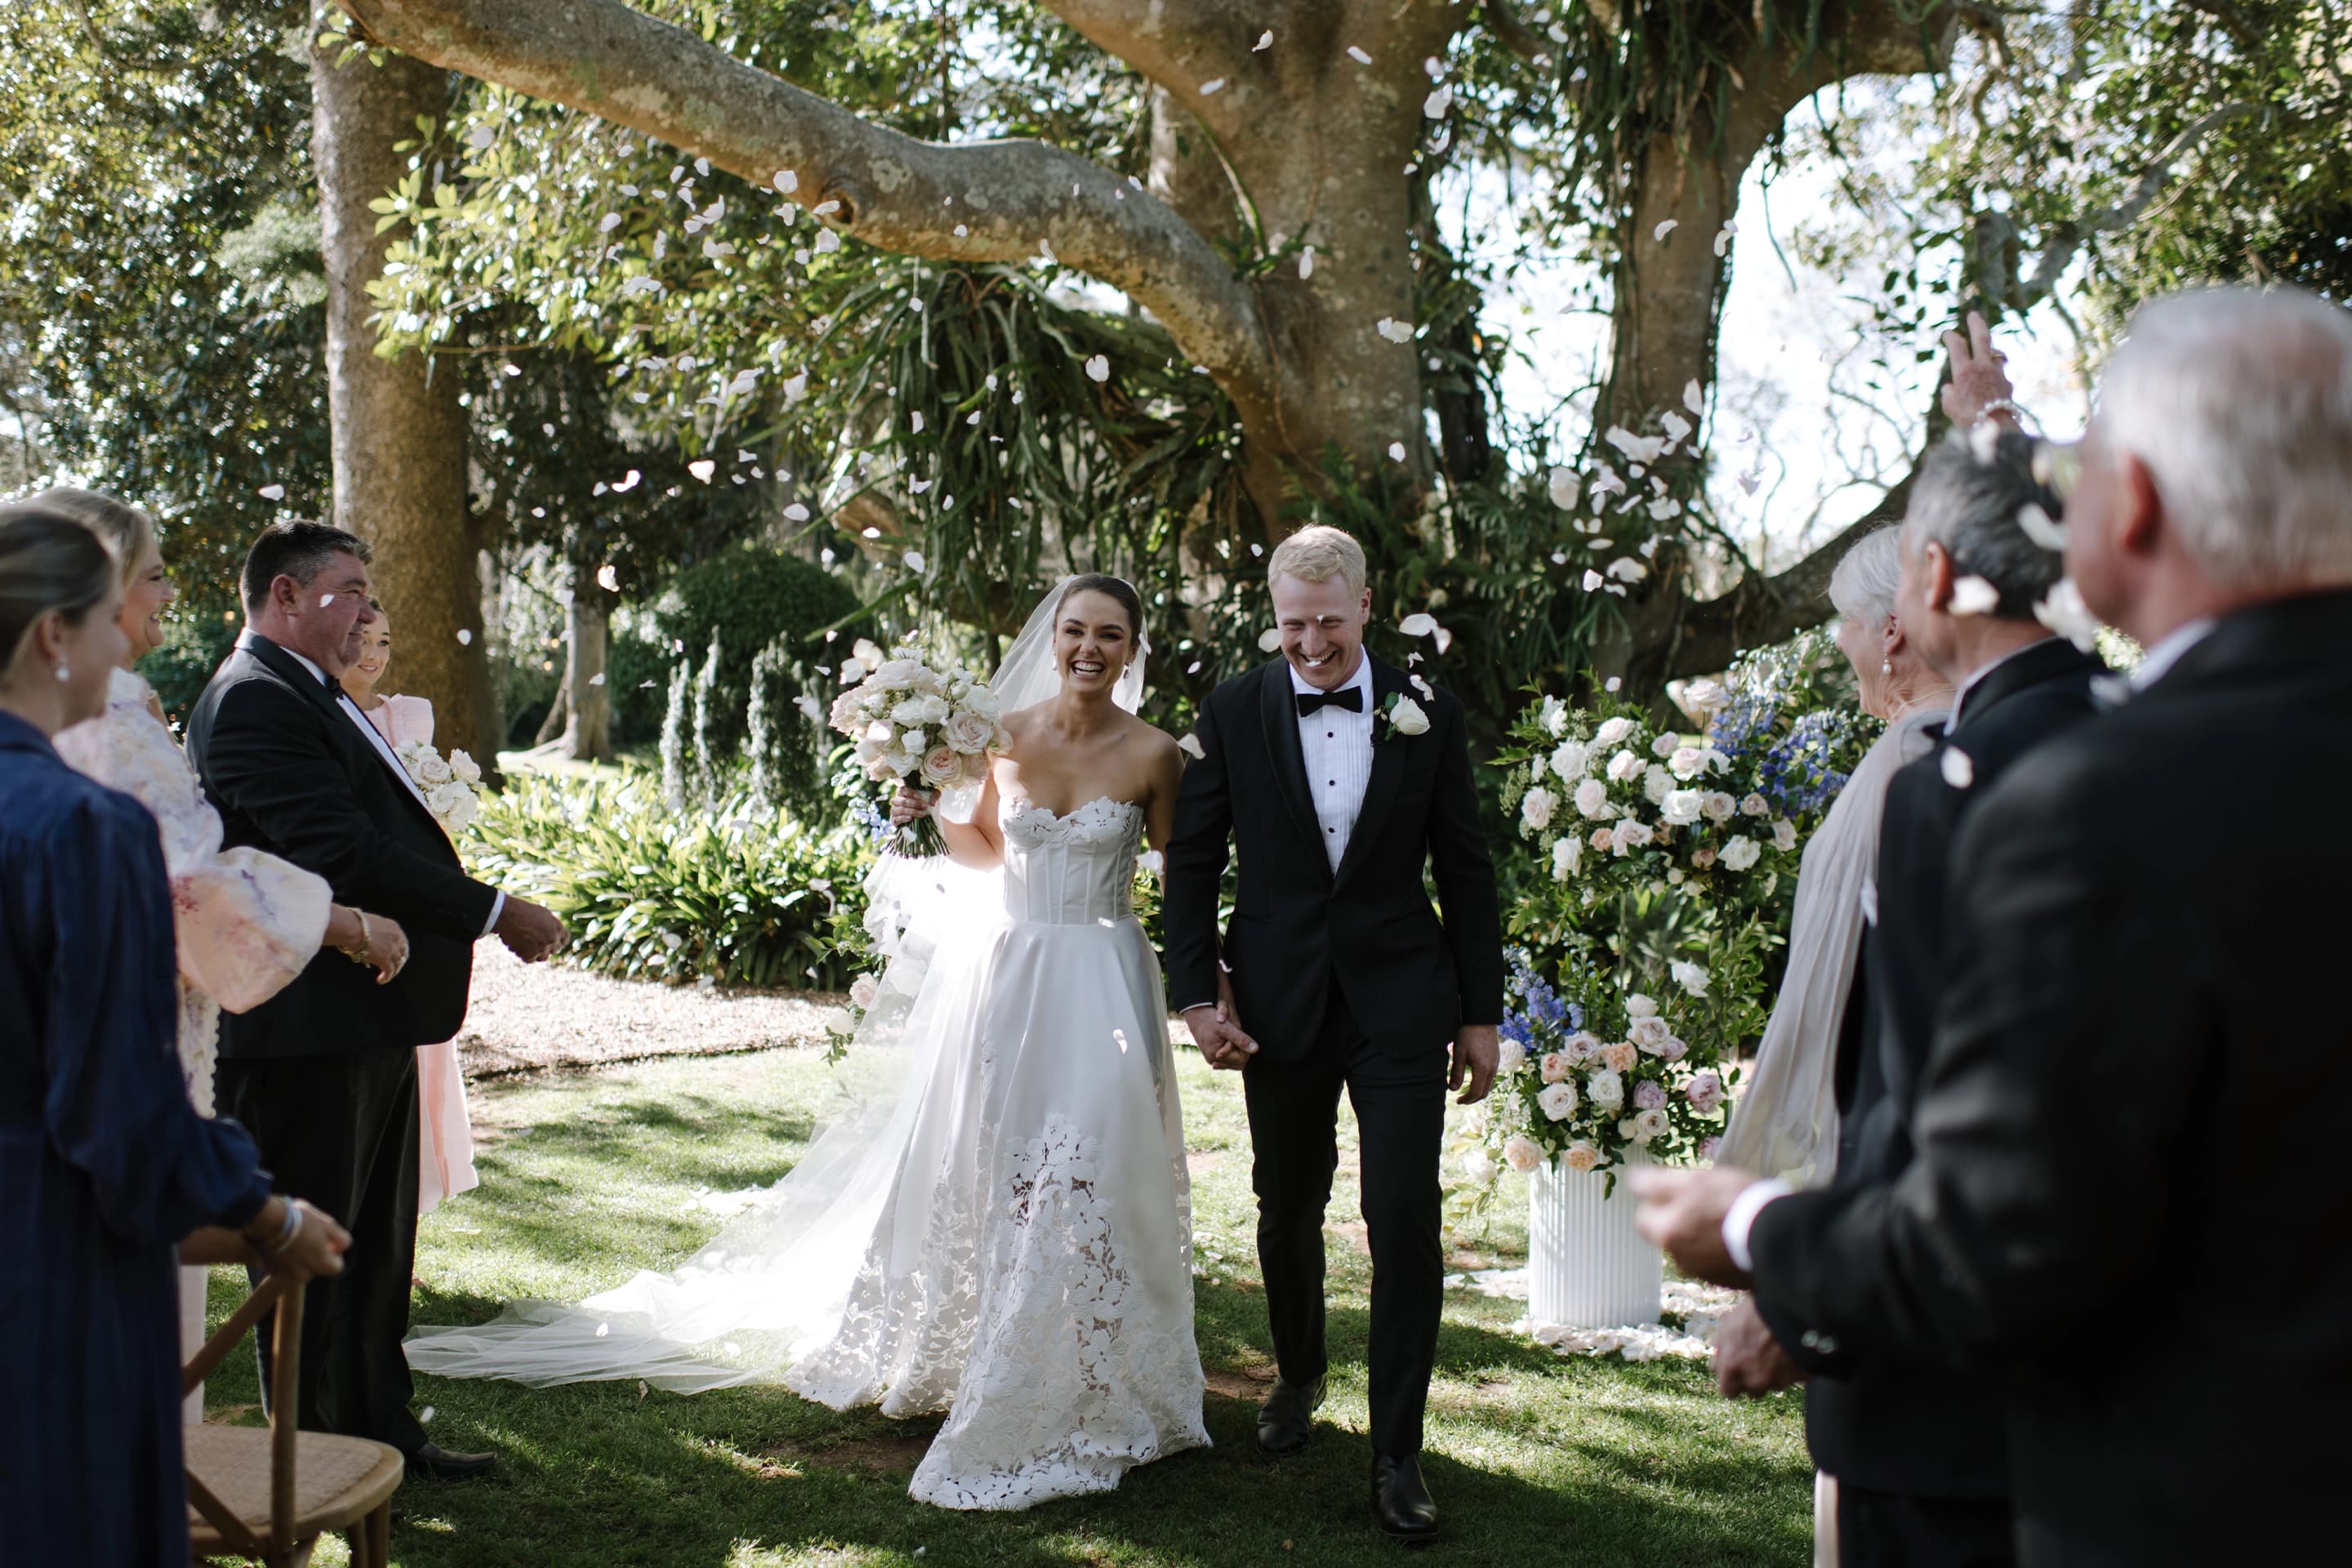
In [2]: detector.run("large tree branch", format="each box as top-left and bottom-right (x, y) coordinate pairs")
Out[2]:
(336, 0), (1276, 420)
(2021, 100), (2259, 301)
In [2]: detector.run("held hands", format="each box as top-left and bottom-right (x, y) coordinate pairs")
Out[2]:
(1183, 973), (1258, 1071)
(1713, 1296), (1806, 1400)
(1628, 1165), (1757, 1288)
(1939, 310), (2021, 430)
(890, 786), (938, 827)
(1450, 1023), (1499, 1105)
(496, 896), (570, 964)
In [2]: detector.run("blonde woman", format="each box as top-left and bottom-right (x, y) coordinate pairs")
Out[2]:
(338, 604), (480, 1215)
(44, 487), (404, 1419)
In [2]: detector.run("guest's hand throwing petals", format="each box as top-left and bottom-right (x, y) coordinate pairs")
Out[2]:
(1939, 310), (2020, 430)
(1629, 1165), (1757, 1287)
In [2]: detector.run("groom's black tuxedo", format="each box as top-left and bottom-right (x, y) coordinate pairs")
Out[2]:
(1759, 637), (2103, 1526)
(1166, 653), (1501, 1459)
(1748, 589), (2352, 1566)
(185, 631), (501, 1455)
(1164, 654), (1503, 1055)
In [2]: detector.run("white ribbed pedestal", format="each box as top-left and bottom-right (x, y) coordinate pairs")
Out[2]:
(1528, 1152), (1661, 1329)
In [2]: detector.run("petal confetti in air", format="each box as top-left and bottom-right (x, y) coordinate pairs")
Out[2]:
(1423, 86), (1454, 118)
(783, 502), (811, 522)
(1548, 468), (1580, 510)
(1258, 627), (1283, 653)
(910, 411), (925, 434)
(904, 550), (927, 572)
(1399, 612), (1440, 639)
(1683, 379), (1705, 416)
(612, 469), (642, 492)
(1653, 219), (1678, 242)
(813, 229), (841, 253)
(1658, 410), (1692, 446)
(1714, 220), (1737, 257)
(598, 212), (621, 233)
(1387, 441), (1407, 461)
(1038, 238), (1057, 265)
(2016, 501), (2068, 552)
(456, 629), (473, 646)
(596, 564), (621, 591)
(1200, 77), (1226, 96)
(1178, 733), (1206, 759)
(2034, 577), (2102, 652)
(1298, 246), (1315, 279)
(1347, 45), (1373, 65)
(1254, 29), (1273, 49)
(688, 459), (717, 483)
(773, 169), (798, 194)
(1376, 317), (1414, 343)
(1084, 354), (1110, 383)
(258, 483), (285, 501)
(318, 594), (336, 608)
(1940, 748), (1976, 789)
(1582, 568), (1605, 592)
(1949, 575), (2000, 616)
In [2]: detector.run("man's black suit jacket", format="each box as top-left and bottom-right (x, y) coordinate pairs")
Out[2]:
(1748, 588), (2352, 1566)
(1164, 655), (1503, 1059)
(185, 634), (497, 1058)
(1758, 635), (2105, 1498)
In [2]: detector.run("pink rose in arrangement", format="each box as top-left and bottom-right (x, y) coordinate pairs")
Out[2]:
(1562, 1140), (1603, 1173)
(1602, 1041), (1639, 1074)
(1686, 1070), (1725, 1115)
(1503, 1135), (1544, 1174)
(1696, 1136), (1722, 1163)
(1564, 1031), (1602, 1064)
(1539, 1052), (1574, 1084)
(1633, 1079), (1667, 1111)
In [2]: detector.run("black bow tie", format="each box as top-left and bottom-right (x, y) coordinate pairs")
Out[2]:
(1296, 687), (1365, 716)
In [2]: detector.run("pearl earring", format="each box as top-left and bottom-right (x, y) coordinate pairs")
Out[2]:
(54, 664), (70, 683)
(1881, 660), (1892, 675)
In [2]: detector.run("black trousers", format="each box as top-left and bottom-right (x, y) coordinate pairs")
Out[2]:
(1838, 1481), (2016, 1568)
(1241, 985), (1447, 1457)
(216, 1046), (427, 1455)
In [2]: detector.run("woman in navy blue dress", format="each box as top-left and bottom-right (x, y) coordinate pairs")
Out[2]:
(0, 502), (350, 1566)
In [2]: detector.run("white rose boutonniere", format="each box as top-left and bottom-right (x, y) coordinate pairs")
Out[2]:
(1379, 690), (1432, 741)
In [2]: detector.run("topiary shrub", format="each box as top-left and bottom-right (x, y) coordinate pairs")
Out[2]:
(649, 546), (868, 755)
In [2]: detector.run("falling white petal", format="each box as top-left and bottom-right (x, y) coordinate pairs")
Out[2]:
(1714, 220), (1737, 257)
(688, 459), (716, 483)
(1950, 575), (2001, 616)
(1254, 29), (1273, 50)
(1387, 441), (1407, 461)
(1653, 219), (1678, 242)
(1376, 318), (1414, 344)
(1084, 354), (1110, 383)
(1200, 77), (1226, 96)
(1940, 748), (1975, 789)
(2016, 501), (2069, 551)
(456, 629), (473, 646)
(1258, 627), (1283, 653)
(612, 470), (642, 493)
(1178, 732), (1207, 760)
(2034, 577), (2102, 652)
(773, 169), (799, 194)
(813, 229), (841, 253)
(904, 550), (927, 572)
(1423, 86), (1454, 118)
(1347, 45), (1372, 65)
(596, 564), (621, 591)
(1399, 613), (1440, 638)
(1298, 246), (1315, 280)
(1548, 468), (1581, 510)
(1683, 379), (1705, 416)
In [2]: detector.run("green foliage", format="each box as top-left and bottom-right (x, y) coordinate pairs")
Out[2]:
(136, 608), (239, 728)
(658, 542), (870, 756)
(463, 767), (871, 989)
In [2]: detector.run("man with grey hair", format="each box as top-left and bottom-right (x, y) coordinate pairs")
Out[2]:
(1640, 283), (2352, 1563)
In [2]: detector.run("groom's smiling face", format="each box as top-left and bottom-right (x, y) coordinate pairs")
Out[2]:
(1272, 571), (1370, 692)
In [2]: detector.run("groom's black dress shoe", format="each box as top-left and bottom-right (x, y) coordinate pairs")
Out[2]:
(1255, 1374), (1326, 1455)
(405, 1442), (498, 1482)
(1371, 1453), (1439, 1543)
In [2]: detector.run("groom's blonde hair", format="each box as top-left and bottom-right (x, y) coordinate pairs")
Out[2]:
(1267, 525), (1367, 595)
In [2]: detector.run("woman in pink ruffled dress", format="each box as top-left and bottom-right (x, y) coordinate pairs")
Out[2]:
(45, 488), (409, 1418)
(338, 606), (482, 1216)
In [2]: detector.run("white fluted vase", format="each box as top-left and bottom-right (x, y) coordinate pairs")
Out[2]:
(1528, 1150), (1661, 1329)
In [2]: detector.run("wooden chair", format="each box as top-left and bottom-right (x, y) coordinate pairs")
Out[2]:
(179, 1237), (405, 1568)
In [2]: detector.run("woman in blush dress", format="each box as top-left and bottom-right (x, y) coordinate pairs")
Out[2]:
(1, 501), (353, 1566)
(338, 605), (480, 1214)
(43, 488), (408, 1419)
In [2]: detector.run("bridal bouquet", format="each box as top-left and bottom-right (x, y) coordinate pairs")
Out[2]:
(394, 738), (484, 838)
(827, 639), (1007, 857)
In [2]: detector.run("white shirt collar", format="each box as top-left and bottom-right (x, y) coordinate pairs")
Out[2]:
(240, 629), (332, 690)
(2129, 618), (2219, 693)
(1949, 635), (2056, 729)
(1289, 651), (1374, 702)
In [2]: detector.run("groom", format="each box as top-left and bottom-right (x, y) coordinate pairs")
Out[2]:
(1165, 524), (1502, 1542)
(187, 519), (568, 1478)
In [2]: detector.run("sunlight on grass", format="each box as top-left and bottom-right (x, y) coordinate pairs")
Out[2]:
(203, 1048), (1811, 1566)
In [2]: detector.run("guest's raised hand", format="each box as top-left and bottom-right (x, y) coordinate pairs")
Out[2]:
(1939, 310), (2020, 430)
(890, 786), (938, 827)
(1713, 1296), (1806, 1399)
(496, 896), (570, 963)
(1629, 1165), (1756, 1287)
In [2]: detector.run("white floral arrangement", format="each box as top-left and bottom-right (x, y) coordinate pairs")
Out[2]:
(826, 638), (1009, 857)
(394, 737), (483, 838)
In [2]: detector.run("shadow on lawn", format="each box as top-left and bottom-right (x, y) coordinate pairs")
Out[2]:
(390, 1282), (1808, 1568)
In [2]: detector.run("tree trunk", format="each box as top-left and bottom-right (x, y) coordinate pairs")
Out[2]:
(560, 581), (612, 761)
(310, 7), (495, 761)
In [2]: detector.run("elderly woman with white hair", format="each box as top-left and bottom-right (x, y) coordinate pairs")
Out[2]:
(1717, 524), (1951, 1185)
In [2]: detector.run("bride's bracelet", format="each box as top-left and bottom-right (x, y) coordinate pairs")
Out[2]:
(340, 910), (375, 968)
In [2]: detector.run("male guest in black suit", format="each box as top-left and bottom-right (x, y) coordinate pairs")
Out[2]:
(1637, 284), (2352, 1565)
(1165, 524), (1503, 1542)
(185, 521), (568, 1480)
(1712, 425), (2105, 1567)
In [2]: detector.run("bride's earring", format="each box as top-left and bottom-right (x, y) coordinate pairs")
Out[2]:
(54, 664), (70, 682)
(1881, 659), (1892, 675)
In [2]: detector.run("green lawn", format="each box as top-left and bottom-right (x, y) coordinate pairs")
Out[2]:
(203, 1048), (1812, 1566)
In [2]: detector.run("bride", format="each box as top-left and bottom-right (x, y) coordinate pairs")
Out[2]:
(407, 575), (1208, 1509)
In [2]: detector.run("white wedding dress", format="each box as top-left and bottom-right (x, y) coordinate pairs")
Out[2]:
(407, 787), (1209, 1508)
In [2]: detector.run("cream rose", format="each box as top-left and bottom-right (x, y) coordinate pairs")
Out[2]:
(849, 973), (882, 1010)
(1643, 764), (1671, 804)
(1584, 1067), (1624, 1110)
(1606, 749), (1644, 782)
(1650, 732), (1681, 760)
(1539, 1052), (1573, 1084)
(1549, 740), (1590, 781)
(1662, 789), (1704, 826)
(1552, 835), (1580, 881)
(1497, 1038), (1527, 1075)
(415, 749), (455, 786)
(920, 746), (964, 788)
(1574, 778), (1612, 820)
(1721, 835), (1761, 871)
(1521, 786), (1557, 831)
(1670, 959), (1710, 998)
(1773, 818), (1798, 853)
(1564, 1031), (1603, 1063)
(1631, 1107), (1670, 1143)
(1537, 1080), (1579, 1121)
(448, 749), (482, 786)
(942, 708), (997, 755)
(1668, 745), (1708, 781)
(1610, 818), (1652, 856)
(1589, 827), (1614, 852)
(1503, 1135), (1544, 1174)
(1594, 715), (1635, 747)
(1701, 791), (1735, 823)
(1388, 696), (1432, 736)
(1562, 1140), (1602, 1173)
(1601, 1042), (1638, 1074)
(1628, 1015), (1673, 1049)
(1627, 993), (1659, 1019)
(1740, 791), (1771, 817)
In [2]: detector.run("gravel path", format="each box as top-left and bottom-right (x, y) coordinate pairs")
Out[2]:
(453, 943), (844, 1079)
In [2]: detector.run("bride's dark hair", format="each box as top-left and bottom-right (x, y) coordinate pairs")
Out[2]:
(1057, 573), (1145, 645)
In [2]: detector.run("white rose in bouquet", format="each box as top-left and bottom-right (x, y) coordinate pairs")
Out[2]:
(873, 657), (924, 692)
(1562, 1139), (1603, 1173)
(1643, 764), (1672, 804)
(1740, 792), (1771, 817)
(964, 683), (1003, 719)
(1773, 818), (1799, 853)
(899, 727), (928, 754)
(1606, 749), (1644, 782)
(1628, 993), (1659, 1019)
(849, 973), (882, 1010)
(1630, 1107), (1671, 1143)
(448, 749), (482, 786)
(1573, 778), (1612, 820)
(893, 693), (951, 727)
(428, 782), (477, 832)
(1551, 835), (1579, 881)
(1721, 835), (1762, 871)
(942, 709), (998, 755)
(416, 749), (455, 786)
(1497, 1037), (1527, 1075)
(1503, 1134), (1545, 1174)
(1549, 740), (1590, 781)
(920, 745), (964, 789)
(1609, 817), (1652, 855)
(1539, 1051), (1574, 1084)
(1701, 791), (1736, 823)
(1650, 732), (1681, 760)
(1662, 789), (1704, 826)
(1539, 695), (1569, 737)
(1628, 1015), (1673, 1049)
(1594, 716), (1635, 747)
(1671, 959), (1711, 997)
(1521, 786), (1556, 831)
(1584, 1067), (1624, 1110)
(1537, 1080), (1579, 1121)
(1668, 745), (1708, 781)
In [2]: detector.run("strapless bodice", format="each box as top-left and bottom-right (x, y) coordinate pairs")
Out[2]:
(998, 797), (1144, 926)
